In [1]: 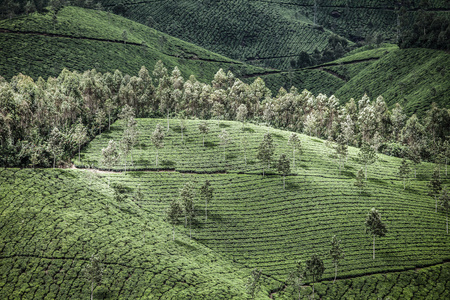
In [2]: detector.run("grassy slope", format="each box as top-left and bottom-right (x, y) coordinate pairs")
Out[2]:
(334, 47), (450, 116)
(78, 119), (450, 287)
(100, 0), (349, 70)
(0, 6), (263, 83)
(0, 168), (253, 299)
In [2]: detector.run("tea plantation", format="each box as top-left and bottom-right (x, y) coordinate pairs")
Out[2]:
(71, 118), (450, 298)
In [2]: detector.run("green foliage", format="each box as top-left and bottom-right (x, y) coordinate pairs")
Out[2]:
(246, 268), (262, 299)
(0, 168), (249, 299)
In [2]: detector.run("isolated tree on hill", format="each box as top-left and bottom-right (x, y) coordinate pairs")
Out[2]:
(354, 168), (365, 195)
(167, 198), (182, 240)
(198, 121), (210, 147)
(199, 180), (213, 222)
(398, 158), (411, 190)
(212, 101), (225, 126)
(335, 135), (348, 175)
(428, 168), (442, 213)
(236, 104), (248, 128)
(218, 129), (231, 162)
(120, 117), (138, 172)
(47, 127), (64, 169)
(246, 268), (262, 299)
(341, 114), (354, 146)
(303, 113), (318, 137)
(287, 260), (304, 300)
(257, 132), (275, 176)
(241, 134), (249, 165)
(304, 254), (325, 299)
(407, 146), (421, 178)
(118, 104), (135, 127)
(439, 187), (450, 234)
(180, 182), (195, 239)
(365, 208), (387, 260)
(151, 123), (165, 168)
(329, 235), (345, 283)
(288, 133), (302, 168)
(101, 140), (119, 186)
(122, 30), (128, 44)
(73, 120), (88, 162)
(84, 254), (103, 300)
(277, 154), (290, 190)
(358, 142), (377, 180)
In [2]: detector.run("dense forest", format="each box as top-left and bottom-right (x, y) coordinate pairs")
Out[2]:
(1, 62), (449, 168)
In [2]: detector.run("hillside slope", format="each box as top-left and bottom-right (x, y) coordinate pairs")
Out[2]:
(333, 47), (450, 116)
(0, 6), (263, 83)
(78, 118), (450, 284)
(0, 168), (254, 299)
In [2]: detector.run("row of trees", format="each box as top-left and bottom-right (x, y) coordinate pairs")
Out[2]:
(2, 62), (450, 168)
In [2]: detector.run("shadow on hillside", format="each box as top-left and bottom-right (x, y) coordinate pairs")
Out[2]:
(342, 170), (355, 178)
(134, 159), (150, 166)
(226, 153), (237, 160)
(161, 160), (176, 167)
(138, 142), (148, 150)
(286, 181), (300, 190)
(242, 127), (255, 133)
(219, 123), (231, 128)
(368, 178), (387, 186)
(272, 133), (285, 140)
(175, 240), (198, 251)
(204, 141), (217, 148)
(171, 125), (188, 133)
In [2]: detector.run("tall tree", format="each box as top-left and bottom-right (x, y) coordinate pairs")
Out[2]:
(218, 129), (231, 162)
(246, 268), (262, 300)
(354, 167), (365, 195)
(84, 254), (103, 300)
(304, 254), (325, 299)
(428, 168), (442, 213)
(257, 132), (275, 176)
(365, 208), (388, 260)
(151, 123), (165, 168)
(358, 142), (378, 180)
(288, 133), (302, 168)
(180, 182), (195, 239)
(241, 133), (249, 165)
(46, 127), (64, 169)
(277, 154), (290, 190)
(329, 235), (345, 283)
(398, 157), (411, 190)
(167, 198), (182, 240)
(199, 180), (214, 222)
(101, 140), (119, 186)
(335, 135), (348, 175)
(236, 104), (248, 128)
(287, 260), (304, 300)
(198, 121), (210, 147)
(73, 120), (88, 163)
(439, 187), (450, 234)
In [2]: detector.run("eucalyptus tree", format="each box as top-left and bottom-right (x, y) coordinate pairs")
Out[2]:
(199, 180), (214, 221)
(277, 154), (290, 190)
(398, 157), (411, 190)
(180, 182), (195, 239)
(236, 103), (248, 128)
(439, 187), (449, 234)
(329, 235), (345, 283)
(428, 168), (442, 212)
(358, 142), (377, 180)
(218, 129), (231, 162)
(101, 140), (119, 186)
(151, 123), (165, 168)
(257, 132), (275, 176)
(198, 121), (209, 147)
(47, 126), (64, 169)
(288, 133), (302, 168)
(365, 208), (387, 260)
(335, 135), (348, 175)
(73, 119), (88, 162)
(304, 254), (325, 299)
(167, 198), (183, 240)
(287, 260), (303, 300)
(84, 254), (103, 300)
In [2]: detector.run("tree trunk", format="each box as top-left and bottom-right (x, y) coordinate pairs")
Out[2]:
(185, 215), (187, 227)
(334, 262), (337, 283)
(205, 199), (208, 221)
(373, 235), (376, 260)
(108, 112), (111, 130)
(167, 112), (170, 131)
(173, 225), (175, 241)
(91, 281), (94, 300)
(53, 155), (56, 169)
(202, 135), (205, 147)
(293, 148), (295, 168)
(365, 164), (367, 180)
(78, 144), (81, 162)
(403, 178), (405, 190)
(156, 150), (158, 168)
